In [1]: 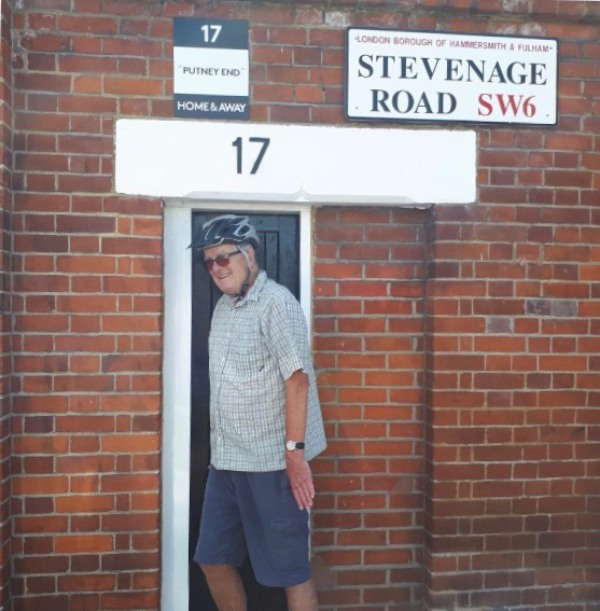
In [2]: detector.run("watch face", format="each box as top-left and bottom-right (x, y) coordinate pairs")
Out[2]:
(286, 441), (295, 451)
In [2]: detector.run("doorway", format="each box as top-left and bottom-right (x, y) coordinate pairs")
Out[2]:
(188, 211), (300, 611)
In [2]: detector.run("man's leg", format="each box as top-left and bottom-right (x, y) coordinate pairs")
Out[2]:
(195, 470), (248, 611)
(201, 564), (247, 611)
(285, 577), (318, 611)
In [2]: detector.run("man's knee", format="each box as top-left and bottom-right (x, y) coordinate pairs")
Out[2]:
(200, 563), (235, 580)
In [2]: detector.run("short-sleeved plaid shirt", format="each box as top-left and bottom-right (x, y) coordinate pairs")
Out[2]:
(207, 270), (327, 471)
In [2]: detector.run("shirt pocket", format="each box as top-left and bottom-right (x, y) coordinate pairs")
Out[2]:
(231, 342), (271, 377)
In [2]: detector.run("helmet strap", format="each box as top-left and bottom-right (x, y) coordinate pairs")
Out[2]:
(235, 247), (255, 302)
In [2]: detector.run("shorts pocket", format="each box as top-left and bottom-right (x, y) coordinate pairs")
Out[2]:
(269, 516), (309, 571)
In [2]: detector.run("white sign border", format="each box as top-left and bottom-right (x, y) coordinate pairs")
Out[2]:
(345, 28), (559, 126)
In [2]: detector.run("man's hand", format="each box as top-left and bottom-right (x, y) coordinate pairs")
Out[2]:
(285, 451), (315, 510)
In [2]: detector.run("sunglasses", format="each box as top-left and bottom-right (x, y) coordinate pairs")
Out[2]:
(203, 248), (242, 271)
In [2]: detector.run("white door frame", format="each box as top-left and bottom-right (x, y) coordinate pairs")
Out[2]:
(161, 199), (313, 611)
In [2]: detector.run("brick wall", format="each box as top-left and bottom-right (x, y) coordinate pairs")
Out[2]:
(7, 0), (600, 610)
(422, 4), (600, 604)
(0, 1), (13, 609)
(10, 3), (164, 609)
(313, 207), (428, 608)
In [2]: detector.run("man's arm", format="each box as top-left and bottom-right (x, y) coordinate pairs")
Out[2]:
(285, 369), (315, 510)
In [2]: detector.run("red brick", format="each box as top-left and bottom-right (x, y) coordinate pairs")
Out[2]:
(55, 535), (113, 554)
(61, 14), (117, 33)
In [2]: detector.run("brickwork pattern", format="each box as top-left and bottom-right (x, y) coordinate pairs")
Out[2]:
(10, 3), (165, 609)
(0, 2), (13, 609)
(423, 8), (600, 604)
(5, 0), (600, 610)
(313, 208), (428, 609)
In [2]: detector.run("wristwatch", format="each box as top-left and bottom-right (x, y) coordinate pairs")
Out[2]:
(286, 440), (305, 451)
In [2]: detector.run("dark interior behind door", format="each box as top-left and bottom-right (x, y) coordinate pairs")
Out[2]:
(189, 211), (300, 611)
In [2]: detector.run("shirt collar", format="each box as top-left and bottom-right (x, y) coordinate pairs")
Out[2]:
(232, 269), (266, 307)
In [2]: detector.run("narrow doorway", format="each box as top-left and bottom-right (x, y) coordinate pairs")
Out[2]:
(188, 211), (300, 611)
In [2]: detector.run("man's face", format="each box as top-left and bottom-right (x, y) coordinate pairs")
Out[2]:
(203, 243), (252, 295)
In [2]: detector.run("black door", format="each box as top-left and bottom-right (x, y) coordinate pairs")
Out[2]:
(189, 211), (300, 611)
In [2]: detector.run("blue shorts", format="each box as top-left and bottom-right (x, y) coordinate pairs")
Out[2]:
(194, 468), (312, 588)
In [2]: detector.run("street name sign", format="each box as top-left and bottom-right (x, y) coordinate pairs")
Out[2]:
(346, 28), (558, 125)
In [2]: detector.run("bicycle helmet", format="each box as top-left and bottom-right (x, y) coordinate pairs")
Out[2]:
(193, 214), (260, 251)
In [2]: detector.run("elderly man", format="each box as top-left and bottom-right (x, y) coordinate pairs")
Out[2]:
(193, 214), (327, 611)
